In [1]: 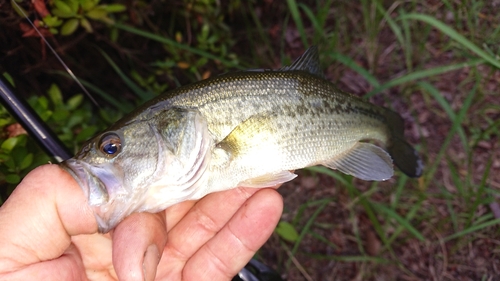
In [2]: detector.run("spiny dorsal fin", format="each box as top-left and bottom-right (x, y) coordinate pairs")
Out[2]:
(279, 46), (324, 78)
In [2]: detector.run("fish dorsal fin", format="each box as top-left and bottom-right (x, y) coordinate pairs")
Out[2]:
(322, 142), (394, 181)
(279, 46), (324, 78)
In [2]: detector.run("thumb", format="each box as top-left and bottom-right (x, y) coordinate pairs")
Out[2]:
(0, 164), (98, 271)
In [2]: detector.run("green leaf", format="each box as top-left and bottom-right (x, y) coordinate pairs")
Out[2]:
(53, 0), (75, 17)
(2, 72), (15, 87)
(1, 138), (18, 151)
(81, 0), (99, 11)
(48, 84), (63, 106)
(76, 126), (98, 142)
(61, 18), (80, 36)
(275, 221), (299, 242)
(11, 0), (28, 17)
(0, 153), (10, 161)
(86, 7), (108, 20)
(52, 108), (69, 122)
(103, 4), (126, 13)
(5, 174), (20, 184)
(65, 114), (84, 128)
(52, 8), (75, 18)
(109, 26), (119, 42)
(38, 96), (49, 110)
(19, 153), (33, 170)
(39, 110), (53, 122)
(65, 0), (80, 13)
(43, 15), (63, 27)
(80, 18), (93, 33)
(66, 94), (84, 110)
(0, 119), (10, 127)
(4, 158), (16, 170)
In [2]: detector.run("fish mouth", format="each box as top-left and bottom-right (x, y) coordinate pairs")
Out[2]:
(60, 159), (121, 233)
(60, 159), (110, 204)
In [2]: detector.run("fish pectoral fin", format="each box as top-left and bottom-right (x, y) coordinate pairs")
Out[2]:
(239, 171), (297, 188)
(217, 112), (278, 155)
(323, 142), (394, 181)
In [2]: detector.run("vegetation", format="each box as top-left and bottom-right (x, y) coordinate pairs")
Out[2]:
(1, 0), (499, 279)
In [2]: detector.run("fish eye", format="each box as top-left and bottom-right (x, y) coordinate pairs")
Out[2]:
(98, 133), (122, 157)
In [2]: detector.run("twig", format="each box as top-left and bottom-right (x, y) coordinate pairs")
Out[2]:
(284, 248), (314, 281)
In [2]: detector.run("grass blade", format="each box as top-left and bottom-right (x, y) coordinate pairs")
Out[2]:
(327, 51), (380, 87)
(418, 81), (468, 151)
(286, 0), (309, 48)
(97, 49), (155, 102)
(286, 200), (329, 269)
(386, 198), (424, 245)
(306, 254), (389, 263)
(366, 58), (484, 98)
(373, 202), (425, 241)
(424, 77), (479, 185)
(113, 23), (242, 69)
(305, 166), (350, 186)
(400, 14), (500, 69)
(444, 218), (500, 242)
(53, 70), (135, 112)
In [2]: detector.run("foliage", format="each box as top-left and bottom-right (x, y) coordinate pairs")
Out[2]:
(43, 0), (126, 35)
(2, 0), (500, 279)
(0, 81), (117, 203)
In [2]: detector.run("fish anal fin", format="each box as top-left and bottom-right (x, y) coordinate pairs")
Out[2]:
(323, 142), (394, 181)
(239, 171), (297, 188)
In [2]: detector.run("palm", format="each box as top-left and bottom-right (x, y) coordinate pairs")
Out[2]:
(0, 165), (283, 281)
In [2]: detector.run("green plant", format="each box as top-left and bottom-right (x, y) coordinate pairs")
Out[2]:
(42, 0), (126, 35)
(0, 80), (118, 203)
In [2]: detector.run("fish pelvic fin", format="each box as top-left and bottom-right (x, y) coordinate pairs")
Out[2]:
(239, 171), (297, 188)
(323, 142), (394, 181)
(382, 109), (424, 178)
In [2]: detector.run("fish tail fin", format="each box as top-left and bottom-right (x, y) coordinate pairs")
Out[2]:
(383, 109), (424, 178)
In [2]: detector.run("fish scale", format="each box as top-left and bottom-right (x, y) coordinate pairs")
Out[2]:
(62, 46), (423, 232)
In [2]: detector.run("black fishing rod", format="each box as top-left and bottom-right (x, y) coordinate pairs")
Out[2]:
(0, 75), (282, 281)
(0, 76), (72, 162)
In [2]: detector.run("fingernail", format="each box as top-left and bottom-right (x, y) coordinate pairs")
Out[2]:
(143, 244), (160, 281)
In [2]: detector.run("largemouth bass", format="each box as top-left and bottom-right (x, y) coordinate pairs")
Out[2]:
(61, 47), (423, 232)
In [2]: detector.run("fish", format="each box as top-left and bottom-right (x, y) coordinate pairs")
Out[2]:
(61, 46), (423, 233)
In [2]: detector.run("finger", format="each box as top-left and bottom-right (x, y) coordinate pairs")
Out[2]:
(0, 164), (97, 272)
(157, 186), (279, 279)
(163, 200), (196, 232)
(112, 212), (167, 281)
(184, 188), (283, 280)
(71, 233), (118, 280)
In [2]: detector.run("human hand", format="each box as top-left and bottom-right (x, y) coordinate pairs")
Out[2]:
(0, 164), (283, 280)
